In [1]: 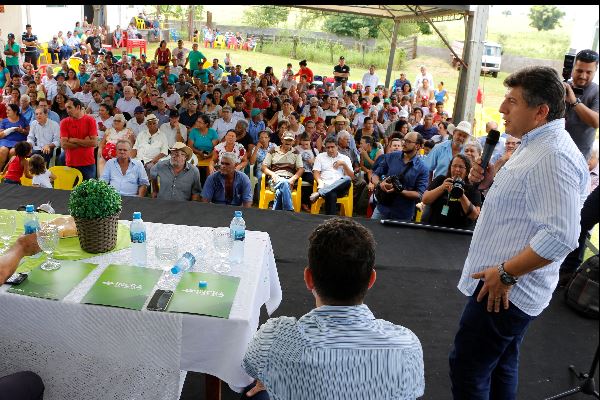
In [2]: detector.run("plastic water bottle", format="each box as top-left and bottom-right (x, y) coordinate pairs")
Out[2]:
(229, 211), (245, 264)
(23, 205), (40, 234)
(170, 252), (197, 275)
(130, 212), (147, 266)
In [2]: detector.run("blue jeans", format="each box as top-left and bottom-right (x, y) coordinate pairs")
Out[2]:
(59, 46), (72, 62)
(7, 65), (20, 78)
(72, 164), (96, 181)
(317, 176), (351, 215)
(449, 281), (536, 400)
(271, 179), (295, 211)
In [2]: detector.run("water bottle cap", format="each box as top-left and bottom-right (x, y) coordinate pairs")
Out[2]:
(170, 266), (180, 274)
(234, 211), (242, 217)
(133, 212), (141, 219)
(26, 204), (34, 212)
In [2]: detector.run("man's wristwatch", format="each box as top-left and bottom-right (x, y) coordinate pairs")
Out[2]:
(498, 263), (518, 286)
(571, 98), (582, 107)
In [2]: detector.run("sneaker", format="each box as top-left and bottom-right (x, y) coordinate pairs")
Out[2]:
(309, 192), (321, 203)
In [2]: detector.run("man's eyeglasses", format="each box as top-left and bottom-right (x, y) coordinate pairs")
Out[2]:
(401, 139), (417, 145)
(576, 49), (599, 63)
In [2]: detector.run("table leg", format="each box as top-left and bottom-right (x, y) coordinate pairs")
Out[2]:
(205, 374), (221, 400)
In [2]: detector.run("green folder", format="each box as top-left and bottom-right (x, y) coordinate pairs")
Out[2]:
(7, 260), (97, 300)
(168, 272), (240, 318)
(82, 264), (163, 311)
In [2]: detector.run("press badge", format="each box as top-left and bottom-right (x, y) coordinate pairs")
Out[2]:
(441, 205), (449, 216)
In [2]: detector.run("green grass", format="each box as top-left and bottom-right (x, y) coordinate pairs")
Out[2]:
(416, 12), (573, 60)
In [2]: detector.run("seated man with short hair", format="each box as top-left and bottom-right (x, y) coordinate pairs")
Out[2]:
(100, 139), (149, 197)
(242, 218), (425, 399)
(201, 152), (252, 207)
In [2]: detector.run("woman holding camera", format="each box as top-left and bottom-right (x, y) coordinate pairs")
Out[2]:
(422, 154), (481, 229)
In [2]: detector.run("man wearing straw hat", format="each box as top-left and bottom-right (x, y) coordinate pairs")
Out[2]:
(149, 142), (201, 202)
(423, 120), (471, 180)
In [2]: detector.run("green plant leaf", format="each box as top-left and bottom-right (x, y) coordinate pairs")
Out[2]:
(68, 179), (122, 219)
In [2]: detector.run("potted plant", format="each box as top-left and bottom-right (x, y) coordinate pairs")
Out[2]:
(68, 179), (122, 253)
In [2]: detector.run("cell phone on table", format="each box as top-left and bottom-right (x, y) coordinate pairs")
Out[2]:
(5, 272), (28, 285)
(147, 289), (173, 311)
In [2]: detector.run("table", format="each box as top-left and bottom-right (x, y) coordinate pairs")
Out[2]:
(0, 218), (282, 400)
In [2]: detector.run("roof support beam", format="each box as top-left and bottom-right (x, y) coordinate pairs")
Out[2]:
(385, 19), (401, 89)
(452, 5), (489, 125)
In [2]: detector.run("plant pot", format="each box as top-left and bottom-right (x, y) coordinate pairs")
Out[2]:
(74, 213), (120, 253)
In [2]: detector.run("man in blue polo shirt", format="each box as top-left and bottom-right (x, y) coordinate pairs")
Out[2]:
(424, 120), (471, 180)
(201, 152), (252, 207)
(370, 131), (429, 220)
(100, 139), (149, 197)
(413, 114), (439, 140)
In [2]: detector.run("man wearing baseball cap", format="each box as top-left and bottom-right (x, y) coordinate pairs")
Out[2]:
(333, 56), (350, 88)
(424, 120), (471, 179)
(261, 131), (304, 211)
(4, 33), (21, 77)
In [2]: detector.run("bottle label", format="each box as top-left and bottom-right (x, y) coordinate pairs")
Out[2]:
(233, 229), (245, 241)
(130, 231), (146, 243)
(24, 223), (39, 234)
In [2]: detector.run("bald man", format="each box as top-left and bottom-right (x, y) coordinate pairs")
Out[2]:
(477, 120), (506, 163)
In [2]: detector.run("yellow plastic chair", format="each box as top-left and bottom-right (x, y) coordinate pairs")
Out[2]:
(258, 174), (302, 212)
(310, 179), (353, 217)
(135, 17), (146, 30)
(68, 57), (83, 72)
(38, 43), (50, 66)
(214, 35), (226, 49)
(48, 166), (83, 190)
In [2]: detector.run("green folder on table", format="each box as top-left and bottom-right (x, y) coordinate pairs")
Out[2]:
(168, 272), (240, 318)
(7, 260), (97, 301)
(82, 264), (163, 311)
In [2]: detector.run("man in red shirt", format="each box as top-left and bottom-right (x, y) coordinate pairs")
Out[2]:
(60, 98), (98, 180)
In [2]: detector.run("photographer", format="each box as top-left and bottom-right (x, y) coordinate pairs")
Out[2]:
(564, 49), (599, 160)
(422, 154), (481, 229)
(370, 131), (429, 220)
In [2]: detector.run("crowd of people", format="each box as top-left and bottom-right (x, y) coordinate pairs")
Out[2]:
(1, 25), (598, 231)
(1, 17), (600, 400)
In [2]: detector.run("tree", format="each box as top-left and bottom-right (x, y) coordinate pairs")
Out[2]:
(417, 21), (432, 35)
(243, 6), (289, 29)
(528, 5), (565, 31)
(323, 14), (381, 39)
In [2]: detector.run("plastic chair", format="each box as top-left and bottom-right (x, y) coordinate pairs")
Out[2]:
(135, 17), (146, 30)
(38, 43), (50, 66)
(169, 28), (180, 43)
(310, 179), (353, 217)
(68, 57), (83, 72)
(258, 174), (302, 212)
(48, 166), (83, 190)
(213, 35), (226, 49)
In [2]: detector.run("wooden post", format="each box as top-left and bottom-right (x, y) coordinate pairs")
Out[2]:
(206, 11), (212, 29)
(384, 19), (400, 89)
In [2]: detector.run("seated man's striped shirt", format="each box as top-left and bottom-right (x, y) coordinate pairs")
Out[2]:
(243, 304), (424, 399)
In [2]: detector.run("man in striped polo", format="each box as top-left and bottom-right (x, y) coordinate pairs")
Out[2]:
(449, 66), (589, 399)
(242, 218), (424, 399)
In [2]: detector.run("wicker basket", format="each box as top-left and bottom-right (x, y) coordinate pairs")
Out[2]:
(74, 213), (120, 253)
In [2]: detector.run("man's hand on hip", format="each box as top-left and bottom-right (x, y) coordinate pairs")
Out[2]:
(472, 266), (512, 313)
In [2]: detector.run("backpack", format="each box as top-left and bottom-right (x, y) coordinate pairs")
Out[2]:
(564, 254), (599, 319)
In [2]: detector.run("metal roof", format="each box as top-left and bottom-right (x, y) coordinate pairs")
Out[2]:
(292, 5), (472, 23)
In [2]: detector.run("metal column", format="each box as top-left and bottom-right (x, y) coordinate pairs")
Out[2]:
(385, 19), (400, 89)
(452, 5), (489, 125)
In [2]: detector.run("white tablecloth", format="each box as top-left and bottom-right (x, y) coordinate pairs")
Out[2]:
(0, 221), (282, 400)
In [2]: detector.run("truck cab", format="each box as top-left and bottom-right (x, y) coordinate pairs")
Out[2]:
(451, 40), (503, 78)
(481, 41), (502, 78)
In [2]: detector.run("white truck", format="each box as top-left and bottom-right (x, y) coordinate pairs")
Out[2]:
(451, 40), (503, 78)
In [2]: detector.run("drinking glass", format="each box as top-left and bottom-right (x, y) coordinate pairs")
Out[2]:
(37, 225), (61, 271)
(154, 243), (179, 268)
(212, 227), (232, 274)
(0, 214), (16, 253)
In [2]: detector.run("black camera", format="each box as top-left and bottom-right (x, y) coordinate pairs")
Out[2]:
(388, 175), (404, 193)
(563, 53), (584, 95)
(449, 178), (465, 199)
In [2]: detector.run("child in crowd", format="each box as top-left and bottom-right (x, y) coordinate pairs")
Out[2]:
(1, 141), (33, 184)
(29, 154), (55, 188)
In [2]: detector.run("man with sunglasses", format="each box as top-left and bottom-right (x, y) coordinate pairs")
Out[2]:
(370, 132), (429, 220)
(564, 49), (599, 161)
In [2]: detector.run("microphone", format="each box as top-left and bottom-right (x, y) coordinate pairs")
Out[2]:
(479, 129), (500, 172)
